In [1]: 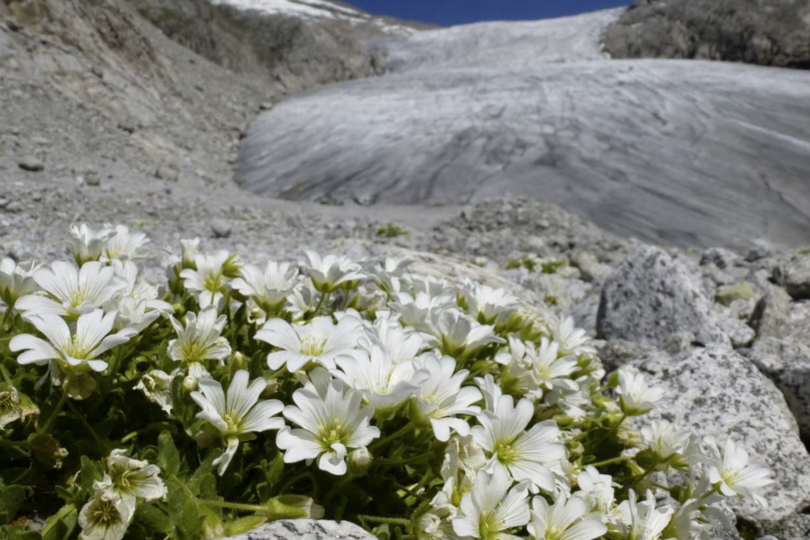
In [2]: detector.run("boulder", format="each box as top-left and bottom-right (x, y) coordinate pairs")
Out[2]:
(777, 255), (810, 300)
(221, 520), (375, 540)
(749, 287), (792, 339)
(747, 337), (810, 440)
(603, 0), (810, 69)
(638, 347), (810, 522)
(597, 246), (728, 347)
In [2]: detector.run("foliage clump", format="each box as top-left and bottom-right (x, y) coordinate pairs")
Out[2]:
(0, 224), (771, 540)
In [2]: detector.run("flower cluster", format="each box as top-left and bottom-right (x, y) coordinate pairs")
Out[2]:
(0, 224), (771, 540)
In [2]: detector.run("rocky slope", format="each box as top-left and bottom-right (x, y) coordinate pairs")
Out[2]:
(235, 8), (810, 250)
(3, 0), (810, 537)
(603, 0), (810, 68)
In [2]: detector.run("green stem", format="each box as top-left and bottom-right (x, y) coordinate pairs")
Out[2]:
(0, 362), (13, 385)
(312, 293), (327, 317)
(0, 438), (29, 448)
(376, 451), (434, 467)
(590, 455), (632, 468)
(198, 500), (267, 513)
(369, 423), (416, 452)
(278, 471), (315, 495)
(65, 400), (104, 446)
(38, 388), (69, 435)
(2, 306), (13, 328)
(357, 515), (410, 527)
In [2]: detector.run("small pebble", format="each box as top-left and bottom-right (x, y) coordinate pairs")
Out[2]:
(18, 156), (44, 172)
(211, 219), (232, 239)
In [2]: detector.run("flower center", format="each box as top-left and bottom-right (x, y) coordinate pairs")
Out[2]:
(68, 289), (89, 308)
(223, 410), (242, 433)
(319, 420), (346, 448)
(111, 466), (139, 492)
(65, 335), (91, 359)
(300, 335), (327, 357)
(180, 341), (209, 363)
(202, 270), (224, 293)
(92, 499), (121, 526)
(0, 390), (19, 416)
(721, 467), (741, 487)
(477, 511), (502, 540)
(492, 439), (520, 466)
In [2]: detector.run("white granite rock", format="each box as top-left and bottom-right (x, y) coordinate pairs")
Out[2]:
(638, 346), (810, 522)
(220, 520), (374, 540)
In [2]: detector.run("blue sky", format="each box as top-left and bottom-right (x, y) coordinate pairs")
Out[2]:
(348, 0), (632, 26)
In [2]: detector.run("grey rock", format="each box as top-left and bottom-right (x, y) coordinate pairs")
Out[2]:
(597, 339), (660, 372)
(603, 0), (810, 69)
(747, 337), (810, 440)
(18, 157), (44, 172)
(780, 256), (810, 300)
(701, 247), (742, 270)
(597, 246), (728, 347)
(220, 520), (375, 540)
(750, 287), (792, 339)
(155, 165), (180, 182)
(716, 282), (756, 306)
(663, 332), (697, 356)
(639, 346), (810, 522)
(758, 513), (810, 540)
(718, 317), (755, 349)
(84, 171), (102, 187)
(211, 219), (232, 239)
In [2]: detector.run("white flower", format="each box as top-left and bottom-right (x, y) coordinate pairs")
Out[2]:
(10, 309), (134, 375)
(576, 466), (616, 518)
(414, 354), (482, 442)
(232, 261), (299, 313)
(68, 223), (116, 265)
(640, 420), (697, 467)
(368, 257), (413, 295)
(452, 467), (531, 540)
(101, 225), (150, 262)
(359, 312), (424, 364)
(95, 449), (166, 510)
(432, 435), (487, 514)
(461, 280), (519, 325)
(256, 316), (363, 372)
(706, 438), (772, 506)
(277, 379), (380, 475)
(475, 374), (503, 413)
(528, 338), (579, 395)
(0, 258), (39, 309)
(332, 346), (427, 410)
(527, 493), (607, 540)
(390, 282), (455, 329)
(300, 250), (365, 293)
(616, 490), (673, 540)
(180, 251), (237, 308)
(168, 306), (232, 367)
(78, 489), (133, 540)
(428, 309), (504, 358)
(134, 370), (176, 414)
(180, 239), (201, 268)
(549, 317), (595, 358)
(417, 511), (457, 540)
(191, 370), (285, 475)
(472, 395), (565, 493)
(615, 367), (665, 416)
(16, 261), (126, 318)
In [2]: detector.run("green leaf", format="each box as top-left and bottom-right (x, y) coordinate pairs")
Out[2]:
(186, 452), (216, 495)
(263, 454), (285, 488)
(223, 516), (267, 537)
(199, 474), (218, 500)
(179, 497), (203, 539)
(158, 431), (180, 477)
(41, 504), (77, 540)
(0, 486), (27, 525)
(134, 503), (171, 534)
(78, 456), (102, 498)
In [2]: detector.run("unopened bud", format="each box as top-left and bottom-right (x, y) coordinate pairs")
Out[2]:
(232, 352), (246, 370)
(262, 379), (279, 398)
(348, 447), (372, 476)
(28, 433), (68, 469)
(183, 376), (198, 392)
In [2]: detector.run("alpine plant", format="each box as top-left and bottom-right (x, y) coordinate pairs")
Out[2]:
(0, 225), (772, 540)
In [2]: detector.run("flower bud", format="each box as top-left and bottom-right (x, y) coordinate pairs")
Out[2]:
(28, 433), (68, 469)
(231, 352), (246, 370)
(262, 379), (279, 398)
(348, 447), (373, 476)
(183, 376), (198, 392)
(65, 372), (97, 400)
